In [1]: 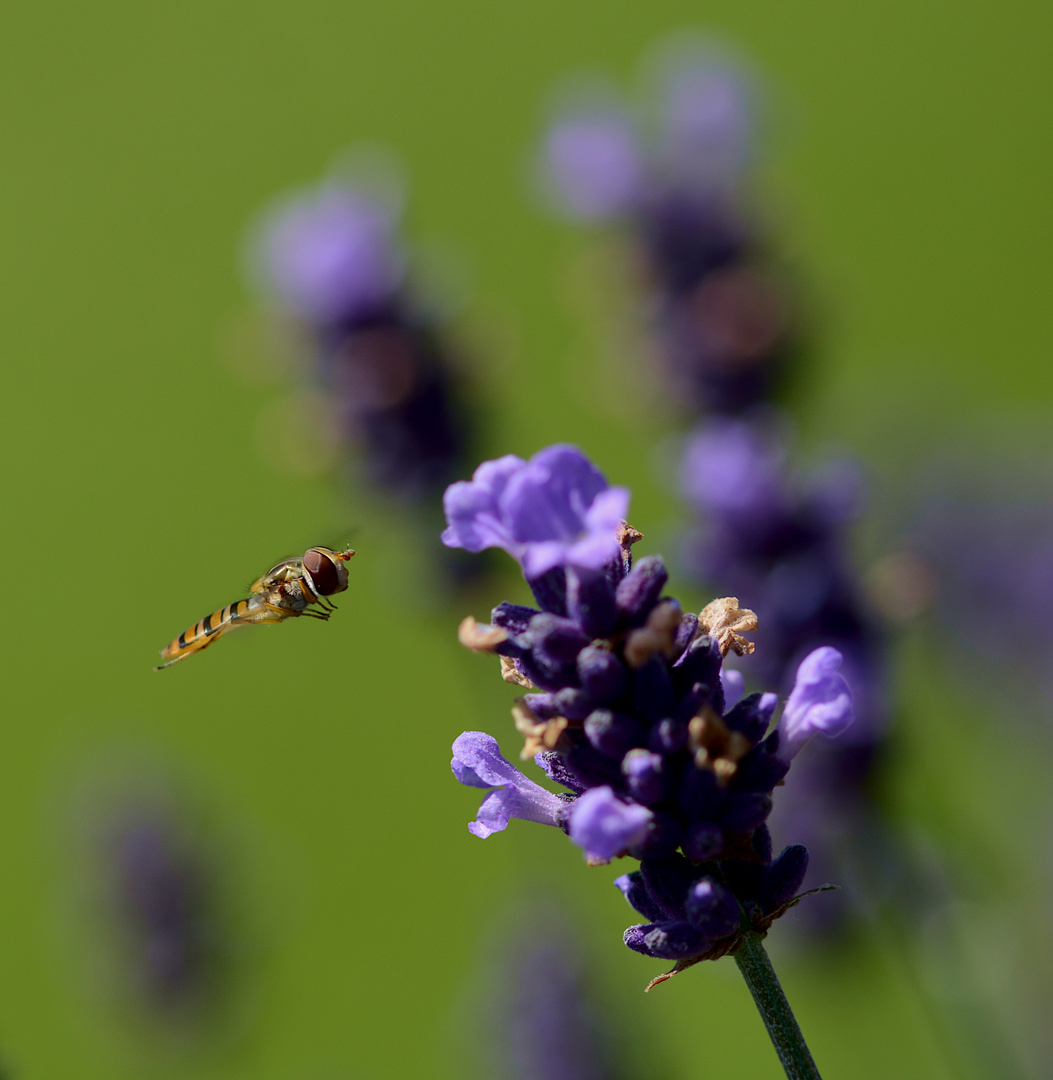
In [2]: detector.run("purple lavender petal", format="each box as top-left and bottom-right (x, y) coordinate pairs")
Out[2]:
(443, 445), (629, 578)
(680, 418), (786, 524)
(441, 455), (526, 553)
(720, 667), (745, 711)
(543, 110), (644, 220)
(566, 786), (653, 861)
(451, 732), (563, 838)
(777, 647), (854, 761)
(262, 186), (404, 325)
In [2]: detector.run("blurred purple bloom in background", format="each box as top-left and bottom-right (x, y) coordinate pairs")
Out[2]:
(478, 908), (645, 1080)
(448, 445), (854, 975)
(100, 802), (226, 1018)
(261, 186), (405, 326)
(543, 108), (644, 220)
(249, 163), (475, 514)
(538, 51), (793, 415)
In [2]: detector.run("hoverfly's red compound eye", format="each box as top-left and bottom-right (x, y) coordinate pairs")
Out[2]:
(304, 548), (341, 595)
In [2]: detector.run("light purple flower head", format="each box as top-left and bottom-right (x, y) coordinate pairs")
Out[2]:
(260, 185), (405, 325)
(658, 61), (754, 189)
(541, 108), (644, 221)
(452, 732), (564, 839)
(776, 647), (854, 761)
(442, 445), (630, 579)
(566, 786), (653, 861)
(680, 418), (789, 524)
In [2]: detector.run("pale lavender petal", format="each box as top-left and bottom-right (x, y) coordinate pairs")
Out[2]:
(566, 786), (653, 861)
(263, 187), (404, 324)
(777, 647), (854, 760)
(720, 667), (745, 711)
(543, 111), (644, 220)
(441, 455), (526, 552)
(452, 732), (563, 839)
(442, 444), (630, 577)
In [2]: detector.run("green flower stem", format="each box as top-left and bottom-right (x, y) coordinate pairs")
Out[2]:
(733, 931), (822, 1080)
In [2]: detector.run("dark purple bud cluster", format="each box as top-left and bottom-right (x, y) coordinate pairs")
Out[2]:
(485, 549), (802, 958)
(617, 832), (810, 963)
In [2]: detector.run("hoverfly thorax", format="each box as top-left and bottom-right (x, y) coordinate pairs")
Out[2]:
(301, 547), (354, 597)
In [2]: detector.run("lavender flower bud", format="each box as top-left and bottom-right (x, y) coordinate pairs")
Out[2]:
(684, 878), (741, 938)
(584, 710), (644, 759)
(615, 556), (668, 625)
(682, 821), (724, 861)
(621, 749), (670, 806)
(759, 845), (809, 914)
(577, 646), (628, 703)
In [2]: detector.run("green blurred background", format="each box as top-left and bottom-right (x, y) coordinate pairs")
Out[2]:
(1, 1), (1051, 1077)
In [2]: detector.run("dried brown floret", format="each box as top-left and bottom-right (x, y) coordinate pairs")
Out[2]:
(457, 615), (508, 652)
(698, 597), (758, 657)
(688, 708), (751, 784)
(500, 655), (536, 689)
(624, 599), (684, 668)
(512, 700), (569, 760)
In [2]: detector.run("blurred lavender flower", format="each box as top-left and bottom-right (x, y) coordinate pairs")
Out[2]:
(447, 445), (852, 982)
(537, 54), (794, 415)
(103, 805), (222, 1014)
(251, 166), (473, 504)
(680, 415), (888, 927)
(908, 462), (1053, 714)
(477, 908), (645, 1080)
(680, 417), (884, 744)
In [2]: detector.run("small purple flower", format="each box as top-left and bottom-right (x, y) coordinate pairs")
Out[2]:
(566, 786), (653, 861)
(658, 61), (754, 188)
(452, 732), (564, 838)
(776, 647), (854, 760)
(442, 445), (630, 579)
(680, 419), (787, 525)
(542, 108), (644, 220)
(720, 666), (746, 711)
(260, 185), (405, 326)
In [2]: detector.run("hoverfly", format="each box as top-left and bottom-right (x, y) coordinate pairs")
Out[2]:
(155, 546), (355, 670)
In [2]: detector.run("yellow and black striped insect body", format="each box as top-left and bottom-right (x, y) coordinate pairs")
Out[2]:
(155, 547), (355, 670)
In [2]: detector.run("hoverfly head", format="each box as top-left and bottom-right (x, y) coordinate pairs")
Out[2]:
(302, 546), (353, 596)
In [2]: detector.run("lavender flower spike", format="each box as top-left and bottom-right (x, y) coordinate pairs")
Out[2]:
(566, 786), (653, 862)
(442, 444), (629, 579)
(452, 732), (564, 839)
(776, 647), (854, 761)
